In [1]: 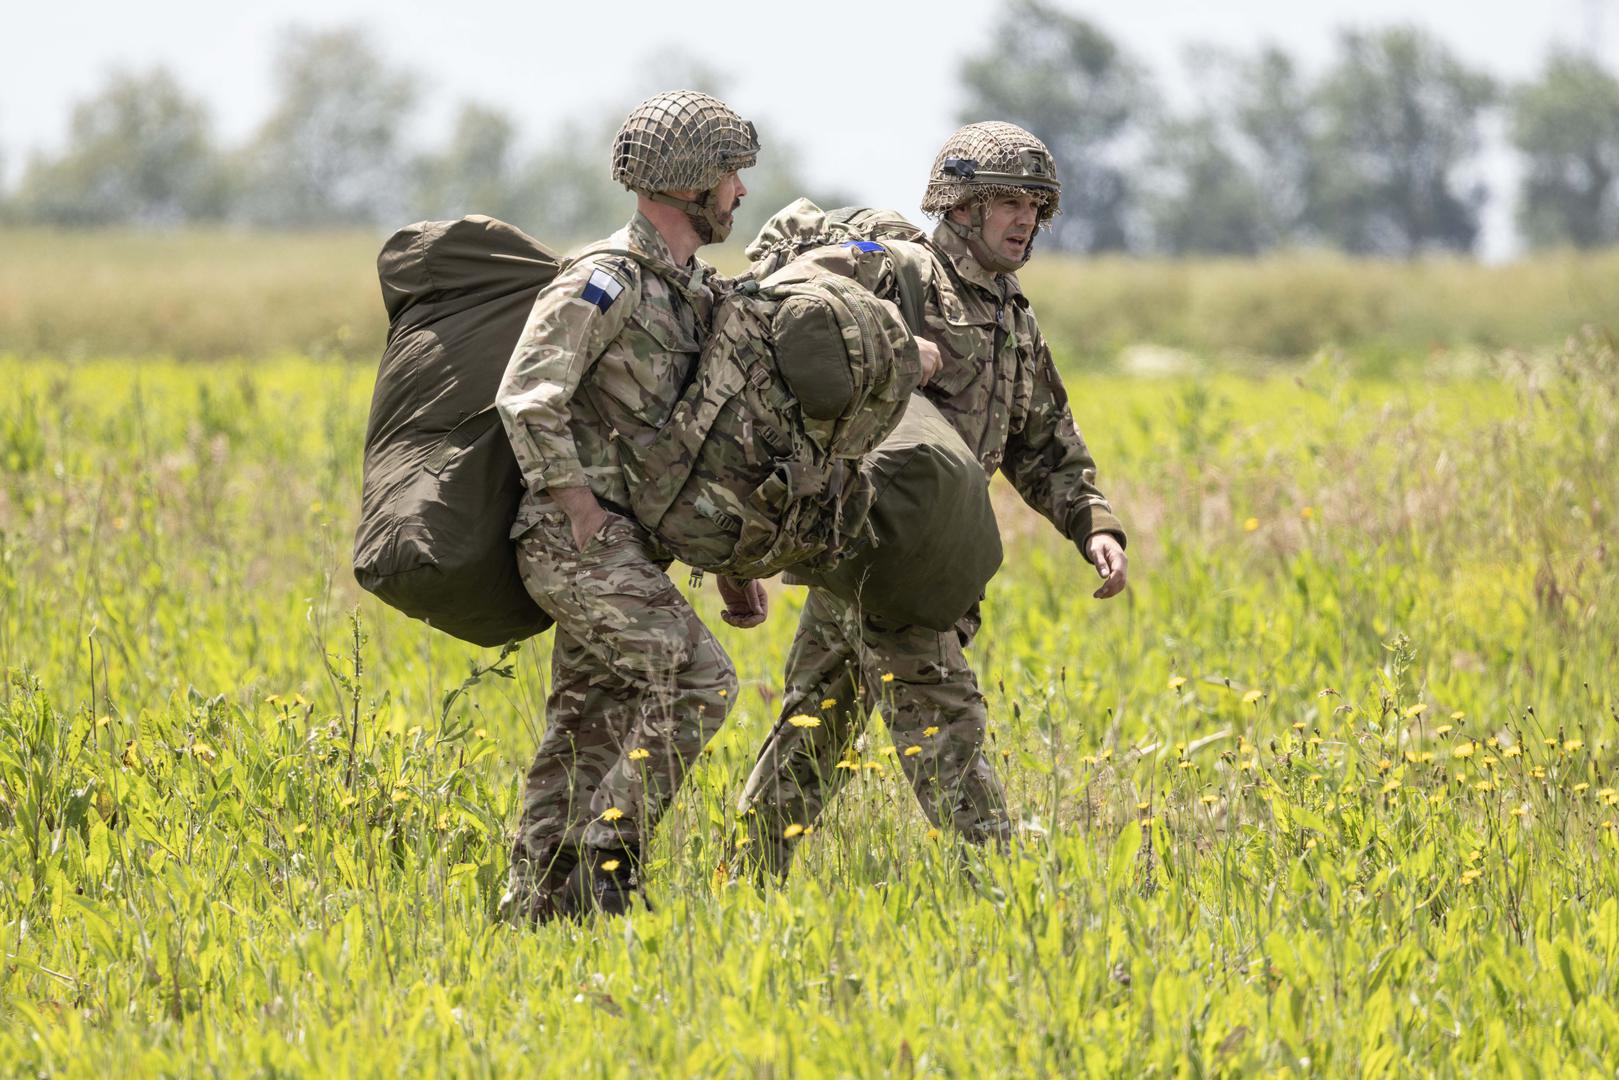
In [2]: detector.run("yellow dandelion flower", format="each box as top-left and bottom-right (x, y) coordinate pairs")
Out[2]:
(1200, 794), (1219, 806)
(1377, 758), (1393, 772)
(1531, 766), (1547, 779)
(1168, 676), (1187, 690)
(1453, 742), (1476, 759)
(880, 745), (899, 757)
(1449, 711), (1466, 721)
(1291, 721), (1307, 731)
(1136, 800), (1152, 811)
(1435, 725), (1454, 736)
(926, 828), (941, 840)
(1510, 803), (1529, 818)
(96, 715), (111, 729)
(1573, 782), (1591, 795)
(783, 824), (805, 839)
(1299, 506), (1314, 520)
(340, 795), (359, 809)
(787, 714), (822, 728)
(835, 759), (859, 770)
(1179, 761), (1195, 770)
(863, 762), (883, 771)
(1503, 745), (1522, 758)
(1473, 780), (1495, 792)
(599, 807), (624, 821)
(627, 748), (651, 761)
(1598, 788), (1618, 806)
(391, 791), (408, 803)
(1243, 517), (1260, 532)
(1564, 739), (1585, 752)
(903, 746), (923, 757)
(1486, 737), (1499, 749)
(820, 698), (838, 709)
(1460, 868), (1483, 885)
(923, 726), (940, 737)
(1380, 779), (1400, 794)
(1140, 815), (1156, 826)
(880, 672), (895, 684)
(1242, 689), (1264, 705)
(600, 859), (621, 872)
(191, 742), (217, 763)
(292, 823), (308, 835)
(474, 728), (488, 740)
(1403, 704), (1428, 719)
(1099, 747), (1114, 761)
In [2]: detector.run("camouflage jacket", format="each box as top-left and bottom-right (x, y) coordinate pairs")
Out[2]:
(771, 222), (1126, 556)
(496, 213), (715, 534)
(918, 223), (1125, 555)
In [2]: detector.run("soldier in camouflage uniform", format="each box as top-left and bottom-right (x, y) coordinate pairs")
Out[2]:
(496, 91), (768, 921)
(738, 122), (1130, 877)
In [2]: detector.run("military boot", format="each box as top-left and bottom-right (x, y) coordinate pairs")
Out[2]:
(562, 845), (645, 918)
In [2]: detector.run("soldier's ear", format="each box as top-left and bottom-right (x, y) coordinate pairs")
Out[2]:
(946, 203), (972, 227)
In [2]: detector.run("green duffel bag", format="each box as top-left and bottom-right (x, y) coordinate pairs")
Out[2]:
(789, 394), (1002, 631)
(353, 215), (560, 647)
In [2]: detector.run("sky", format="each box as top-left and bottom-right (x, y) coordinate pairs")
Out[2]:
(3, 0), (1613, 258)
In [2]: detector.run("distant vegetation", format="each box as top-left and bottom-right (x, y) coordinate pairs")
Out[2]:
(2, 11), (1618, 257)
(2, 227), (1615, 368)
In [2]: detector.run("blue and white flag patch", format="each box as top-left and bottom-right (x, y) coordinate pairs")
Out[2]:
(842, 239), (886, 254)
(581, 268), (626, 312)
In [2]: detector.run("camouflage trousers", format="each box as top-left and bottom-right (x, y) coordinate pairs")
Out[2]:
(502, 497), (737, 920)
(737, 587), (1009, 878)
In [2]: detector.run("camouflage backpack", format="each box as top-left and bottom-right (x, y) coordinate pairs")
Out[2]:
(617, 252), (925, 579)
(746, 198), (932, 333)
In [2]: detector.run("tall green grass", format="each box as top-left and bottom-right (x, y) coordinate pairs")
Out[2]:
(4, 227), (1618, 365)
(2, 339), (1615, 1073)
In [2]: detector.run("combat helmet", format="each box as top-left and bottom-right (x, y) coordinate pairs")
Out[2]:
(612, 90), (760, 243)
(921, 121), (1060, 273)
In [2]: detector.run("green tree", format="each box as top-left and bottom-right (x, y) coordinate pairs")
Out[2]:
(958, 1), (1155, 252)
(9, 68), (224, 226)
(235, 28), (416, 227)
(1144, 45), (1314, 255)
(1311, 26), (1496, 256)
(409, 103), (525, 222)
(1144, 115), (1267, 255)
(1511, 51), (1619, 248)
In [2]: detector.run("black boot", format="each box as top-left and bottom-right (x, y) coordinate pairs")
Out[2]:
(562, 846), (643, 917)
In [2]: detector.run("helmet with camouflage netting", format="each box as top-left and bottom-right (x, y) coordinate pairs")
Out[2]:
(921, 121), (1061, 220)
(612, 89), (759, 196)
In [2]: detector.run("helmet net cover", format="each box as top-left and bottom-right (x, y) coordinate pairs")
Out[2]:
(921, 121), (1061, 222)
(612, 90), (760, 195)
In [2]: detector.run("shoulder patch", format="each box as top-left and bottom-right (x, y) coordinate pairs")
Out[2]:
(580, 267), (627, 312)
(841, 239), (886, 254)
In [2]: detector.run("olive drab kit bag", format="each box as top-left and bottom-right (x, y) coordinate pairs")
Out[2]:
(617, 254), (925, 579)
(353, 215), (560, 647)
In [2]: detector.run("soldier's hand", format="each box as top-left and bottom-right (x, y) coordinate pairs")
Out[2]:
(552, 485), (611, 552)
(1086, 533), (1128, 599)
(917, 338), (942, 385)
(716, 575), (769, 629)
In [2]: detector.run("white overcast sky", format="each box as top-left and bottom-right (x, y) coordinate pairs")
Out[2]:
(4, 0), (1614, 257)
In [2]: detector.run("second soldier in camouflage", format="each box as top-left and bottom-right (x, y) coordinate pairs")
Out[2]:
(738, 122), (1130, 877)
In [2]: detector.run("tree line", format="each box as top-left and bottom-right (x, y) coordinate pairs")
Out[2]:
(4, 6), (1618, 256)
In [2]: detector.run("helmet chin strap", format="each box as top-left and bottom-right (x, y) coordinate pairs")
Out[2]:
(951, 203), (1031, 275)
(647, 189), (733, 245)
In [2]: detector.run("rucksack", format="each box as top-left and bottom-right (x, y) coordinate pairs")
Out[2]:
(744, 201), (1005, 631)
(353, 215), (560, 647)
(746, 199), (932, 333)
(787, 394), (1002, 631)
(617, 254), (925, 579)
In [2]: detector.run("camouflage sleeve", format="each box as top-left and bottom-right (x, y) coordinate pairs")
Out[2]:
(496, 257), (638, 492)
(1002, 323), (1127, 560)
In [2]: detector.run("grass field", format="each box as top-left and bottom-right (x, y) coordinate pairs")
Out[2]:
(2, 335), (1616, 1075)
(5, 226), (1619, 368)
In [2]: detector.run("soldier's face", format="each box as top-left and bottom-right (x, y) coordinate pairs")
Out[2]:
(973, 193), (1042, 264)
(712, 170), (747, 228)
